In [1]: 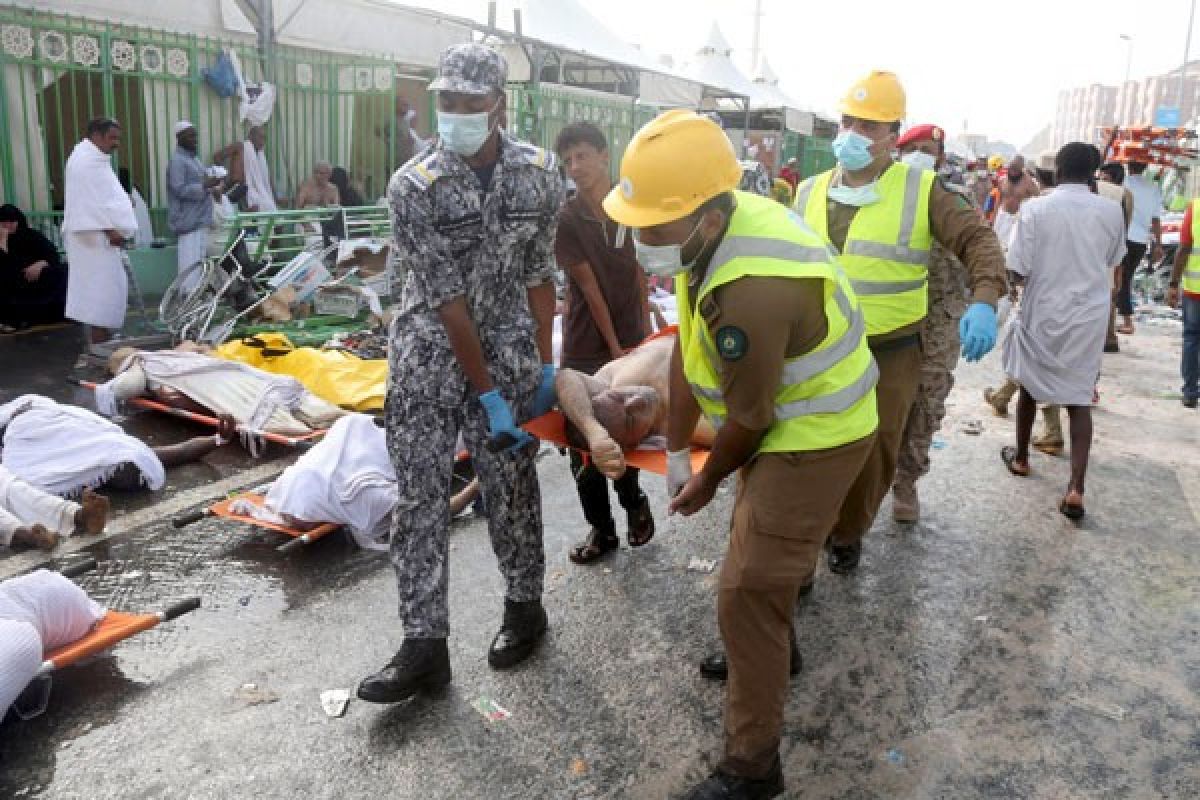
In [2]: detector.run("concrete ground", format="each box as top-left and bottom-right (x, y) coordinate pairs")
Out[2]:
(1, 317), (1198, 799)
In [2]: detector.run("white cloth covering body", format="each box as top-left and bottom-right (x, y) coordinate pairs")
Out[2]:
(1002, 184), (1127, 406)
(243, 141), (277, 212)
(62, 139), (139, 330)
(0, 571), (104, 715)
(96, 350), (344, 435)
(0, 394), (165, 496)
(131, 188), (154, 248)
(0, 465), (80, 547)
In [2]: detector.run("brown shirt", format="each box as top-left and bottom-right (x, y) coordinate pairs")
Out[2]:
(555, 195), (647, 372)
(825, 172), (1007, 343)
(696, 275), (828, 430)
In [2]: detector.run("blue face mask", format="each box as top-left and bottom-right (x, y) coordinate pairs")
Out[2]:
(828, 179), (881, 207)
(437, 99), (500, 157)
(832, 130), (875, 171)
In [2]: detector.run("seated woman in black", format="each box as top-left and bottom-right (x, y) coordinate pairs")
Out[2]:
(0, 205), (67, 332)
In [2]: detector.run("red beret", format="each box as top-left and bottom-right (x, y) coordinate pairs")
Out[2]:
(897, 123), (944, 149)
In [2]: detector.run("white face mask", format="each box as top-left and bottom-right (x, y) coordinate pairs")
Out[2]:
(828, 180), (881, 207)
(633, 218), (706, 277)
(901, 151), (937, 172)
(437, 98), (500, 157)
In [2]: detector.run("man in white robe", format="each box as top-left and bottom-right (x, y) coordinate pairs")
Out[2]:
(0, 571), (105, 718)
(62, 118), (139, 344)
(95, 347), (345, 437)
(0, 465), (109, 551)
(1001, 143), (1126, 519)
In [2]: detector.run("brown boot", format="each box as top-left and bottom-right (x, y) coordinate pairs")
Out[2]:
(983, 380), (1017, 417)
(892, 480), (919, 523)
(11, 524), (61, 551)
(74, 488), (110, 535)
(1033, 406), (1065, 456)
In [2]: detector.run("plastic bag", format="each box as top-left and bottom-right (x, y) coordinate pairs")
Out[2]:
(202, 50), (239, 98)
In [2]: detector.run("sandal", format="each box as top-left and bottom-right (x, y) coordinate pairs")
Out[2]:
(568, 527), (619, 564)
(1001, 446), (1030, 477)
(1059, 490), (1085, 520)
(626, 495), (655, 548)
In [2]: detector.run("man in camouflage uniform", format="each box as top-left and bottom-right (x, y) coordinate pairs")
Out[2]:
(358, 44), (565, 705)
(891, 124), (970, 523)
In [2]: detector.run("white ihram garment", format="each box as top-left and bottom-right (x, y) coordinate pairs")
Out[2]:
(0, 465), (80, 547)
(243, 141), (277, 212)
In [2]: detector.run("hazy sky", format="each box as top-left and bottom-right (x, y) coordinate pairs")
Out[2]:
(400, 0), (1200, 148)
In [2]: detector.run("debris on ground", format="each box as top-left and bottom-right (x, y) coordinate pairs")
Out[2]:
(962, 420), (984, 435)
(233, 683), (279, 707)
(931, 437), (947, 450)
(687, 557), (718, 573)
(884, 748), (905, 765)
(472, 695), (511, 722)
(320, 689), (351, 718)
(570, 758), (589, 776)
(1068, 695), (1129, 721)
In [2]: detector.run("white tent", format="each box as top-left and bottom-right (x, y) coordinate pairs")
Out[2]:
(750, 57), (815, 135)
(681, 24), (756, 107)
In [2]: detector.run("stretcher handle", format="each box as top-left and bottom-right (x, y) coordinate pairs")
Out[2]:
(173, 510), (209, 528)
(161, 597), (201, 621)
(60, 558), (98, 579)
(486, 432), (518, 453)
(276, 535), (310, 554)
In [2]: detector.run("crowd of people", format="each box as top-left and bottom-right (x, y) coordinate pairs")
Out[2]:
(1, 36), (1195, 800)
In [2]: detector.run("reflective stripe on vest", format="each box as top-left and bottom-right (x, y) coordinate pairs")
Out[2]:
(794, 163), (934, 335)
(678, 191), (879, 454)
(1186, 199), (1200, 294)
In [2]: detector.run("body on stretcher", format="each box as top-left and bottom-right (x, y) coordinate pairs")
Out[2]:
(522, 410), (709, 476)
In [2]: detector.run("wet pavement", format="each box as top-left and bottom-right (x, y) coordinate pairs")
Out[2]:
(1, 319), (1199, 799)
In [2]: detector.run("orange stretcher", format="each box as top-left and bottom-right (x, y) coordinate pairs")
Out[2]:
(522, 410), (709, 476)
(37, 559), (201, 676)
(178, 492), (342, 554)
(71, 378), (327, 449)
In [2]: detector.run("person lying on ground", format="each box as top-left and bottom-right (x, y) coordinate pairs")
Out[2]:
(0, 570), (106, 718)
(556, 332), (715, 481)
(0, 394), (236, 497)
(238, 414), (480, 550)
(0, 465), (108, 552)
(95, 346), (346, 437)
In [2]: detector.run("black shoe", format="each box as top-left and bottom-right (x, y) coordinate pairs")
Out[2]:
(1104, 342), (1120, 354)
(626, 493), (655, 547)
(699, 630), (802, 682)
(828, 542), (861, 575)
(681, 759), (784, 799)
(1184, 397), (1198, 409)
(488, 599), (548, 669)
(356, 638), (451, 704)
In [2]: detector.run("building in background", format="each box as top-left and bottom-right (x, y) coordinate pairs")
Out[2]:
(1053, 60), (1200, 148)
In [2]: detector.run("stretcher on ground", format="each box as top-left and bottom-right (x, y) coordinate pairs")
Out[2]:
(37, 558), (201, 677)
(522, 410), (709, 476)
(172, 492), (341, 554)
(71, 378), (326, 449)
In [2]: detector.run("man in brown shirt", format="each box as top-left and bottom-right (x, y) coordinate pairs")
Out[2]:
(553, 122), (653, 564)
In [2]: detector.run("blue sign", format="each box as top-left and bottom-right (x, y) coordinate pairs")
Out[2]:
(1154, 106), (1181, 127)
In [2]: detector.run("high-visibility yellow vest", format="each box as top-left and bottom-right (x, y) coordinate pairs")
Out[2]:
(677, 191), (879, 454)
(1186, 199), (1200, 294)
(794, 162), (935, 336)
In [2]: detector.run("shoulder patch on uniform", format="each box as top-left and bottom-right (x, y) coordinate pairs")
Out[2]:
(715, 325), (748, 361)
(403, 153), (441, 190)
(516, 141), (556, 171)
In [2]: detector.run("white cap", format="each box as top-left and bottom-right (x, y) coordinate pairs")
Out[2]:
(173, 120), (195, 136)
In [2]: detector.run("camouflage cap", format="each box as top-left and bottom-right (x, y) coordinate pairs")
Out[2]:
(428, 43), (507, 95)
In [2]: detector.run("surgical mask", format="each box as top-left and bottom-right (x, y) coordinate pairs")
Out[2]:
(832, 130), (875, 171)
(633, 218), (706, 277)
(437, 100), (499, 157)
(828, 180), (881, 207)
(901, 151), (937, 172)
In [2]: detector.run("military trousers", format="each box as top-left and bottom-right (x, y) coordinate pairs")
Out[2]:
(386, 382), (544, 640)
(830, 340), (923, 548)
(719, 435), (875, 778)
(895, 318), (960, 486)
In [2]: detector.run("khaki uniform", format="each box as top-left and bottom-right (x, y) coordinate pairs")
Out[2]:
(699, 275), (876, 777)
(825, 178), (1007, 548)
(894, 240), (967, 488)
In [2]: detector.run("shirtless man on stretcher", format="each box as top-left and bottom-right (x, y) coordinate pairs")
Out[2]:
(556, 333), (714, 480)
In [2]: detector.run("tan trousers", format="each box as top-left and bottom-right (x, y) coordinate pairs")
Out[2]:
(830, 343), (922, 548)
(719, 434), (875, 777)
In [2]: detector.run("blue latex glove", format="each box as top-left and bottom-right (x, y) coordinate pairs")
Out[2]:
(531, 363), (557, 417)
(479, 390), (534, 453)
(959, 302), (998, 363)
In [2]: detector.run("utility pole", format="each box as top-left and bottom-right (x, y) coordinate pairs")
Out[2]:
(1179, 0), (1196, 120)
(750, 0), (764, 75)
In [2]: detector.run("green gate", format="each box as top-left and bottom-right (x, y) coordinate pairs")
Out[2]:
(0, 6), (397, 241)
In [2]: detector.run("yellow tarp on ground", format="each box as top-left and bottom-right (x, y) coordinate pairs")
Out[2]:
(216, 332), (387, 412)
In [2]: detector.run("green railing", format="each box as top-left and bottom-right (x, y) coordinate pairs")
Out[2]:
(0, 5), (398, 239)
(219, 204), (389, 267)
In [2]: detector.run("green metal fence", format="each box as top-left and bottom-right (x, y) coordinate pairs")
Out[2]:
(507, 83), (652, 180)
(0, 5), (398, 243)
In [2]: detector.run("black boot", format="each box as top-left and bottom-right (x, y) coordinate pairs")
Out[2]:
(681, 757), (784, 799)
(488, 599), (548, 669)
(699, 629), (802, 682)
(827, 541), (861, 575)
(356, 638), (451, 704)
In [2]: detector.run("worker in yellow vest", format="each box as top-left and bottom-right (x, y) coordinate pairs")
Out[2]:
(1167, 197), (1200, 408)
(604, 109), (880, 800)
(794, 71), (1008, 574)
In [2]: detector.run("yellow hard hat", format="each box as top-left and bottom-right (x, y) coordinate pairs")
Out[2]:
(838, 70), (906, 123)
(988, 155), (1004, 171)
(603, 109), (742, 228)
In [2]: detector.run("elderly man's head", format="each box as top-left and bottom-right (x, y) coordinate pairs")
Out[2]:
(312, 161), (333, 186)
(590, 386), (661, 448)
